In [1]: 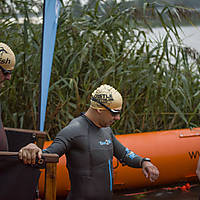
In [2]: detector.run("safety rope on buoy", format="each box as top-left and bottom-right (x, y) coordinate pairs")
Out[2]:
(162, 183), (194, 192)
(123, 183), (198, 197)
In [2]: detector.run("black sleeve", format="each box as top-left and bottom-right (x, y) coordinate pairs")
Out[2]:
(42, 135), (69, 157)
(42, 124), (75, 157)
(112, 133), (143, 168)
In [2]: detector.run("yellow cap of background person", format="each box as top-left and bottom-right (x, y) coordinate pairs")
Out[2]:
(90, 84), (123, 110)
(0, 42), (16, 71)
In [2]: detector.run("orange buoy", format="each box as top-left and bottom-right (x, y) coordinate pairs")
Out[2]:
(39, 127), (200, 196)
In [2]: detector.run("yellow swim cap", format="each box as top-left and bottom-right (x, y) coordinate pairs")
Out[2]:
(90, 84), (123, 110)
(0, 42), (16, 71)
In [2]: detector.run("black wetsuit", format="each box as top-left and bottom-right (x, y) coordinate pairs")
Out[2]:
(0, 104), (8, 151)
(44, 114), (143, 200)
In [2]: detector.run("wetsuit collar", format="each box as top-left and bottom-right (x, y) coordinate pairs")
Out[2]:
(81, 112), (100, 129)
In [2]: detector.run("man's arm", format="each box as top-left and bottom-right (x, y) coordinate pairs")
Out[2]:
(19, 127), (71, 164)
(112, 134), (159, 182)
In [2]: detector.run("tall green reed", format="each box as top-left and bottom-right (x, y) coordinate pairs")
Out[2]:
(0, 0), (199, 138)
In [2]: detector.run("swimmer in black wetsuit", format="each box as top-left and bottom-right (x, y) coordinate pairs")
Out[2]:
(19, 84), (159, 200)
(0, 42), (16, 151)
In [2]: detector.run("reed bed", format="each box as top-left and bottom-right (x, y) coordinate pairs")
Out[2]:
(0, 0), (200, 138)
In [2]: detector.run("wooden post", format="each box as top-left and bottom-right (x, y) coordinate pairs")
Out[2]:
(45, 163), (57, 200)
(42, 153), (59, 200)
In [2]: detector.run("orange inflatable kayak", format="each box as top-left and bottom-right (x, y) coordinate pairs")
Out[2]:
(39, 127), (200, 197)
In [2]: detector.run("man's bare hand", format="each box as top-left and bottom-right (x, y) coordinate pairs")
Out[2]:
(18, 143), (42, 165)
(142, 161), (159, 182)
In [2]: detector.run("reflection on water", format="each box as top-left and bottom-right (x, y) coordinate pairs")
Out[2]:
(149, 26), (200, 52)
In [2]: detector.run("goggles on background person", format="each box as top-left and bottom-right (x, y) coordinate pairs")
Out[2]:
(91, 97), (121, 116)
(0, 66), (12, 75)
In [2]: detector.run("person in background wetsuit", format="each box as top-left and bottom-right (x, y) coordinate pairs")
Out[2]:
(19, 84), (159, 200)
(196, 159), (200, 200)
(0, 42), (16, 151)
(196, 158), (200, 181)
